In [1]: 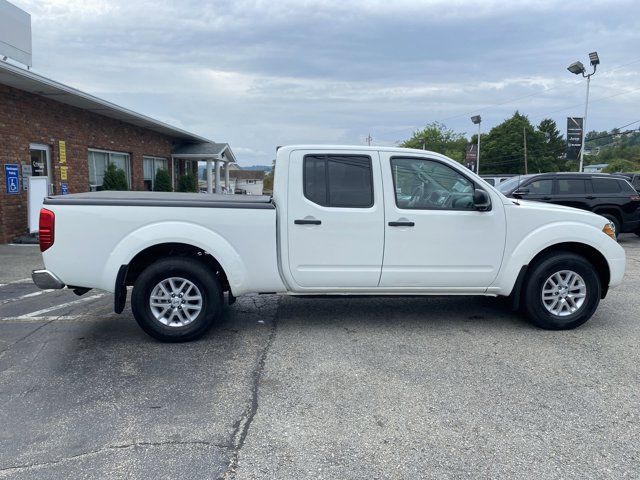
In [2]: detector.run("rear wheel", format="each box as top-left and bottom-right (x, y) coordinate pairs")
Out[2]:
(131, 257), (222, 342)
(601, 214), (620, 238)
(523, 252), (601, 330)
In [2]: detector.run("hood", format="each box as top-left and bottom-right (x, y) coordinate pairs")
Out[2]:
(509, 199), (608, 229)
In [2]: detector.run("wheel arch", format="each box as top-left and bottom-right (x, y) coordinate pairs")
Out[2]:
(125, 242), (231, 293)
(512, 242), (610, 309)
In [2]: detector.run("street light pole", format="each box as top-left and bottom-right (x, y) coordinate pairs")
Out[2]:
(471, 115), (481, 174)
(579, 74), (591, 173)
(567, 51), (599, 173)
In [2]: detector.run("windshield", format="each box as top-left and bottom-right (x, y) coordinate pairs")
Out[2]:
(496, 175), (531, 194)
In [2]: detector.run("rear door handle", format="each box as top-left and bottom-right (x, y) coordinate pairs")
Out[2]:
(388, 221), (415, 227)
(294, 219), (321, 225)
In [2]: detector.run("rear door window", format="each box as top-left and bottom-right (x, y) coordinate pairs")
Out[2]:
(592, 178), (622, 194)
(557, 179), (587, 194)
(303, 155), (374, 208)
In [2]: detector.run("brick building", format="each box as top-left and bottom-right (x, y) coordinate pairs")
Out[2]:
(0, 61), (236, 243)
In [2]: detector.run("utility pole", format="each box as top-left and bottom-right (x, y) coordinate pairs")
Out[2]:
(366, 133), (372, 146)
(523, 125), (528, 174)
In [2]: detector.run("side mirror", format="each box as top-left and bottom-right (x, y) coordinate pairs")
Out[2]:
(473, 188), (491, 211)
(512, 188), (529, 198)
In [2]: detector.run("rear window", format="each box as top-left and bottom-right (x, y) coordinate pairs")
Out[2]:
(557, 179), (586, 194)
(619, 179), (637, 194)
(592, 178), (622, 194)
(303, 155), (374, 208)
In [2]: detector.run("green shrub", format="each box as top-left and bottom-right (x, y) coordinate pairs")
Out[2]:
(102, 163), (129, 190)
(153, 169), (172, 191)
(177, 172), (198, 193)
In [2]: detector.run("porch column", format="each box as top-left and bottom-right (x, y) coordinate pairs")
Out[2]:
(224, 162), (230, 193)
(215, 160), (221, 194)
(206, 159), (213, 194)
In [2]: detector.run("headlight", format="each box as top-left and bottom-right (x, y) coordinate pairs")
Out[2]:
(602, 222), (616, 240)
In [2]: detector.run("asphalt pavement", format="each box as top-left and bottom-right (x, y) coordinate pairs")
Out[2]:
(0, 239), (639, 479)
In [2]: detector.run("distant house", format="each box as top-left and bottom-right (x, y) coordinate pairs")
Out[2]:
(583, 163), (609, 173)
(230, 170), (265, 195)
(197, 165), (265, 195)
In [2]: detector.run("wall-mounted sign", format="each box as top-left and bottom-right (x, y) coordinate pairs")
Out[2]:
(61, 182), (68, 195)
(60, 166), (68, 181)
(567, 117), (583, 161)
(59, 140), (67, 164)
(4, 163), (20, 195)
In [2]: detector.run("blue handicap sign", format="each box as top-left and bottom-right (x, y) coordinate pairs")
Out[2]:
(4, 164), (19, 195)
(61, 182), (69, 195)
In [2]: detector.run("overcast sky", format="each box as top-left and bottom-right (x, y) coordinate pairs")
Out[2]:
(13, 0), (640, 165)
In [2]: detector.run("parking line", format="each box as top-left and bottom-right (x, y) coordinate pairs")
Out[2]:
(0, 289), (54, 305)
(0, 278), (33, 287)
(1, 315), (84, 322)
(16, 293), (106, 318)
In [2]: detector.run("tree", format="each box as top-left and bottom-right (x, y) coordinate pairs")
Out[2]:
(480, 112), (566, 174)
(603, 159), (639, 173)
(102, 163), (128, 190)
(263, 160), (276, 192)
(177, 172), (198, 192)
(153, 169), (172, 192)
(400, 122), (468, 163)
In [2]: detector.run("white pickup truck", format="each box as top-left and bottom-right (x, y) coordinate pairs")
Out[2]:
(33, 145), (625, 341)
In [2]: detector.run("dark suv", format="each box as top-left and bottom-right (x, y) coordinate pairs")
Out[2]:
(496, 173), (640, 236)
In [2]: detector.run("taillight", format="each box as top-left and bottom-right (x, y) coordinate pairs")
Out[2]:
(630, 195), (640, 202)
(39, 208), (55, 252)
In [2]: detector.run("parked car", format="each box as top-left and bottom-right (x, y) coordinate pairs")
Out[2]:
(497, 172), (640, 236)
(481, 174), (516, 186)
(32, 146), (624, 341)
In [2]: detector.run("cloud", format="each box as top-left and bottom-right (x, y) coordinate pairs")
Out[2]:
(10, 0), (640, 164)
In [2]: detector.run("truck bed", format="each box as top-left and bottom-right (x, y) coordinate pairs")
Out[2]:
(41, 191), (284, 295)
(44, 191), (274, 209)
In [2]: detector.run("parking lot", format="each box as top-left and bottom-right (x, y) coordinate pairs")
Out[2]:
(0, 239), (639, 479)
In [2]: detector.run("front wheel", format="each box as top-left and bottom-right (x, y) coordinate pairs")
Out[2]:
(131, 257), (222, 342)
(523, 252), (601, 330)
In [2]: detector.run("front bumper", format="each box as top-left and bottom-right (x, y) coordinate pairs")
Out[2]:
(32, 270), (65, 290)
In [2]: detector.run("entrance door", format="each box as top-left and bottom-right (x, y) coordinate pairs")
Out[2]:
(287, 150), (385, 288)
(29, 144), (52, 194)
(380, 153), (506, 289)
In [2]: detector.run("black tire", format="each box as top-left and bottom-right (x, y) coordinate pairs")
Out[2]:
(131, 257), (222, 342)
(523, 252), (601, 330)
(601, 214), (620, 238)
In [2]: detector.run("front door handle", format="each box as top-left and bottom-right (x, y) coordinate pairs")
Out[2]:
(542, 196), (552, 200)
(586, 195), (596, 199)
(294, 219), (321, 225)
(388, 221), (415, 227)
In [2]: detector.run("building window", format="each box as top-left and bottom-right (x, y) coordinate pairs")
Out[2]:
(143, 156), (168, 191)
(88, 149), (131, 190)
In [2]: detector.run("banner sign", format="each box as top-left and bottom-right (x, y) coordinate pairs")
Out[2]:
(59, 140), (67, 163)
(567, 117), (583, 161)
